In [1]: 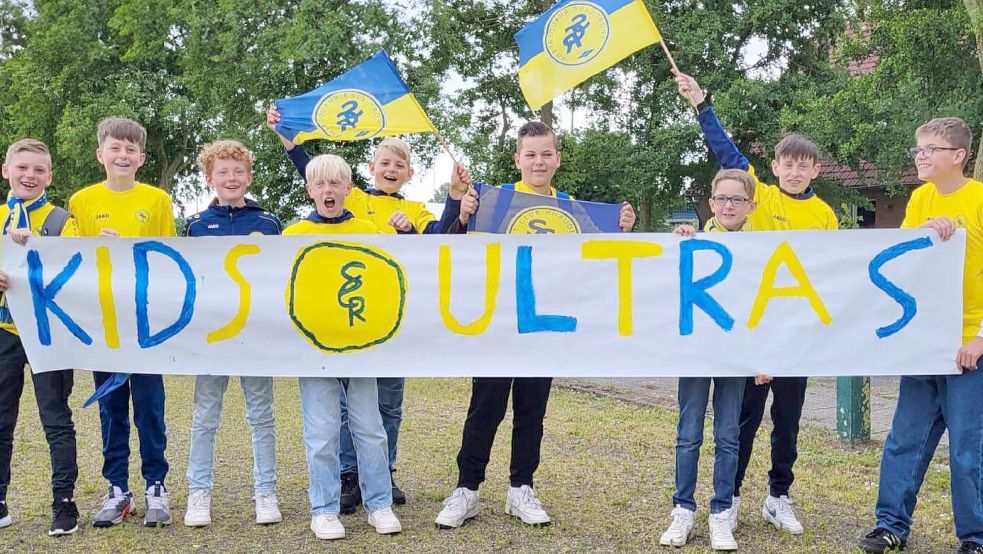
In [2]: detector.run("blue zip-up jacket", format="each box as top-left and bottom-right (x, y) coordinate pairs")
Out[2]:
(696, 105), (815, 200)
(285, 145), (464, 234)
(184, 198), (283, 237)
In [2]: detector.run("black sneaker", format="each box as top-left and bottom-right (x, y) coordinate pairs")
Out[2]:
(859, 528), (907, 553)
(49, 498), (79, 536)
(391, 472), (406, 505)
(957, 541), (983, 554)
(340, 472), (361, 514)
(0, 501), (11, 528)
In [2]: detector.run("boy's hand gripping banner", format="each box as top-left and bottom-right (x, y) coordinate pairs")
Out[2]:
(274, 49), (436, 144)
(0, 231), (965, 378)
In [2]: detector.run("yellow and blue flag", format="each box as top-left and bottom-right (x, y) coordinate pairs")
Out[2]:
(515, 0), (662, 110)
(275, 50), (436, 144)
(469, 182), (623, 234)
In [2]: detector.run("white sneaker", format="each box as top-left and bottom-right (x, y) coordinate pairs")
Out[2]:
(311, 513), (345, 540)
(183, 490), (211, 527)
(763, 495), (804, 534)
(729, 496), (740, 532)
(506, 485), (551, 526)
(435, 487), (481, 529)
(709, 510), (738, 551)
(660, 505), (696, 546)
(255, 491), (282, 525)
(367, 506), (401, 534)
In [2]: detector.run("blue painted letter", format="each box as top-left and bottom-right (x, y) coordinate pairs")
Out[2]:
(515, 246), (577, 333)
(868, 236), (933, 338)
(27, 250), (92, 346)
(134, 241), (197, 348)
(679, 240), (735, 335)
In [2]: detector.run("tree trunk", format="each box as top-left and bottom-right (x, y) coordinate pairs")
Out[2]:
(638, 189), (652, 230)
(965, 0), (983, 179)
(539, 100), (554, 129)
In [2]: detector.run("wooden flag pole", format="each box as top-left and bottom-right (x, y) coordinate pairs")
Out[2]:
(432, 127), (460, 167)
(659, 40), (680, 74)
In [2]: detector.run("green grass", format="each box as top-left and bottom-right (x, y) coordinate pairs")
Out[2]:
(1, 376), (958, 553)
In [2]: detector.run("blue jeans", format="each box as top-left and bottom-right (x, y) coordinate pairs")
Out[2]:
(340, 377), (404, 474)
(875, 363), (983, 543)
(673, 377), (745, 514)
(93, 372), (168, 492)
(298, 377), (392, 515)
(186, 375), (276, 494)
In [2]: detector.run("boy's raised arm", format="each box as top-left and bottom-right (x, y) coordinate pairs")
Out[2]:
(267, 104), (310, 182)
(674, 70), (750, 171)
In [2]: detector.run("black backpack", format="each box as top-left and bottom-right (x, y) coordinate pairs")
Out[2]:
(40, 207), (71, 237)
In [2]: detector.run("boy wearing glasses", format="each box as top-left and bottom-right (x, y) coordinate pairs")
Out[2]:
(663, 169), (756, 550)
(859, 117), (983, 554)
(674, 70), (838, 536)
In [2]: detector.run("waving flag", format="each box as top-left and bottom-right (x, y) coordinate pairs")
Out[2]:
(515, 0), (662, 110)
(275, 50), (436, 144)
(469, 182), (623, 234)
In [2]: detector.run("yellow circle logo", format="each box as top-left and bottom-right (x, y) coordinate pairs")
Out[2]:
(543, 1), (610, 67)
(286, 241), (407, 353)
(134, 209), (150, 223)
(507, 206), (581, 234)
(313, 89), (386, 141)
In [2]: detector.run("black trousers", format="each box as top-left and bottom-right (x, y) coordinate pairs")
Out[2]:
(456, 377), (552, 490)
(734, 376), (808, 498)
(0, 330), (77, 501)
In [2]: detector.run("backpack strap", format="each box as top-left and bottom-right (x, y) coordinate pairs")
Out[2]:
(40, 207), (71, 237)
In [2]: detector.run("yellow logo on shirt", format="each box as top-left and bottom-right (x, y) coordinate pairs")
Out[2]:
(543, 1), (610, 67)
(313, 90), (386, 141)
(134, 209), (150, 224)
(286, 241), (406, 353)
(507, 206), (581, 234)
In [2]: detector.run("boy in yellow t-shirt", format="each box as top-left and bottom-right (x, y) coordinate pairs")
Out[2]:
(267, 105), (477, 511)
(0, 139), (80, 536)
(674, 71), (838, 535)
(285, 154), (400, 541)
(859, 118), (983, 554)
(68, 117), (176, 529)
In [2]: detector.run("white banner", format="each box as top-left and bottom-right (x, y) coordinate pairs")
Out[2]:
(0, 230), (964, 377)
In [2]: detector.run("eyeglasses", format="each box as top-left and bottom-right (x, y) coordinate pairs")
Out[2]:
(909, 145), (960, 158)
(711, 195), (750, 207)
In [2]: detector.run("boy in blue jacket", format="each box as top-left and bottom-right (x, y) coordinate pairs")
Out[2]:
(182, 140), (282, 527)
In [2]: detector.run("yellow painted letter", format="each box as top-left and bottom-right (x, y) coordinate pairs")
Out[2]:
(207, 244), (261, 343)
(96, 246), (120, 349)
(747, 241), (832, 329)
(439, 243), (501, 335)
(581, 240), (663, 336)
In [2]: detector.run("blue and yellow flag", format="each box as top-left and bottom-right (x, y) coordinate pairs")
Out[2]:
(515, 0), (662, 110)
(469, 182), (623, 234)
(275, 50), (436, 144)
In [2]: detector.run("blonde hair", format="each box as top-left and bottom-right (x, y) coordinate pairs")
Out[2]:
(97, 117), (147, 150)
(711, 168), (755, 198)
(5, 138), (51, 168)
(917, 117), (973, 167)
(374, 137), (411, 164)
(306, 154), (352, 184)
(197, 140), (253, 178)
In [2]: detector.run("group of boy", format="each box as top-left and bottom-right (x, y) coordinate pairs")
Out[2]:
(0, 77), (979, 553)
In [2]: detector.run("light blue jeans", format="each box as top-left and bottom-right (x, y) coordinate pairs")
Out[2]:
(341, 377), (404, 474)
(299, 377), (392, 515)
(186, 375), (276, 494)
(673, 377), (745, 514)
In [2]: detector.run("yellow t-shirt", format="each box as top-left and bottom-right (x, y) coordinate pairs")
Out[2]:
(345, 188), (436, 234)
(283, 215), (394, 236)
(69, 182), (176, 237)
(902, 179), (983, 344)
(746, 166), (838, 231)
(704, 216), (751, 232)
(0, 202), (80, 335)
(513, 180), (564, 198)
